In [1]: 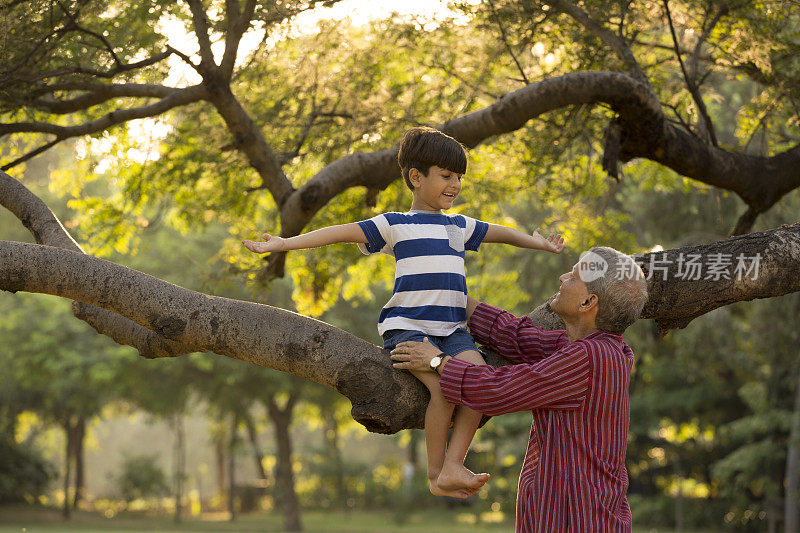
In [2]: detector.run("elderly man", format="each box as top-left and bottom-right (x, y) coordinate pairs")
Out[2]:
(390, 247), (648, 532)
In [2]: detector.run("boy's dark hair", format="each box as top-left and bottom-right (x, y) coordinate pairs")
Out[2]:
(397, 127), (467, 190)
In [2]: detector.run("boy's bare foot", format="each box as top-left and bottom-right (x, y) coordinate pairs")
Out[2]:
(437, 465), (490, 492)
(429, 479), (477, 499)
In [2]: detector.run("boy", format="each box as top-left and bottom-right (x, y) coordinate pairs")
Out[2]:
(243, 127), (564, 498)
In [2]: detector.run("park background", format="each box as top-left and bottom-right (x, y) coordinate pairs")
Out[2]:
(1, 0), (800, 531)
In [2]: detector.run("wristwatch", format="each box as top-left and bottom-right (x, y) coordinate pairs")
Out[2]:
(430, 353), (447, 374)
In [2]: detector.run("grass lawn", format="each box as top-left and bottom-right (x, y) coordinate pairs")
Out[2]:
(0, 504), (720, 532)
(2, 504), (510, 533)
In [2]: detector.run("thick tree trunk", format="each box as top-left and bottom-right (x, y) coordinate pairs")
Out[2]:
(267, 395), (302, 532)
(2, 222), (799, 433)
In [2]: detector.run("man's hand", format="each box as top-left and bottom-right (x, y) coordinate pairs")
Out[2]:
(532, 229), (564, 254)
(242, 233), (286, 254)
(390, 338), (442, 372)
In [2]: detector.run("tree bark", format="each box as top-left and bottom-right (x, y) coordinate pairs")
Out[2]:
(266, 394), (302, 532)
(634, 224), (800, 334)
(2, 221), (799, 432)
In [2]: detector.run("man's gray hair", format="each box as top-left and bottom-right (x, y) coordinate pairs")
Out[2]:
(582, 247), (648, 334)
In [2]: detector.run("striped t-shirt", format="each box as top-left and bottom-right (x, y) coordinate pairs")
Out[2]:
(357, 210), (489, 336)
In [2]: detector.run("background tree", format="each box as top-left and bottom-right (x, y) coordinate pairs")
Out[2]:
(2, 0), (800, 429)
(3, 1), (800, 530)
(0, 292), (130, 517)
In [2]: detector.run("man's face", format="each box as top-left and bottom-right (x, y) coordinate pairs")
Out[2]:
(551, 262), (592, 317)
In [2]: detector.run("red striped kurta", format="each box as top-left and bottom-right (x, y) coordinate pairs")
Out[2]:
(439, 303), (633, 532)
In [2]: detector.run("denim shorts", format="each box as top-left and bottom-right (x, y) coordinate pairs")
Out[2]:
(382, 328), (478, 356)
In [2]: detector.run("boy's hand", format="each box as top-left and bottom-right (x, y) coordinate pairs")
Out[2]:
(242, 233), (286, 254)
(533, 228), (564, 254)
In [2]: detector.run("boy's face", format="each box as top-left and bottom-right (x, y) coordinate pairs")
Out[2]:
(409, 165), (463, 211)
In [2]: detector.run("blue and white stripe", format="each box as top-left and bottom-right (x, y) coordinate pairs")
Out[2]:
(357, 210), (488, 336)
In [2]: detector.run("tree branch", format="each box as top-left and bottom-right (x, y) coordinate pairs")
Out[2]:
(54, 0), (121, 67)
(274, 71), (799, 259)
(0, 85), (208, 170)
(26, 83), (178, 114)
(0, 48), (177, 90)
(486, 0), (529, 85)
(731, 206), (759, 236)
(280, 71), (663, 236)
(220, 0), (257, 80)
(186, 0), (217, 69)
(0, 170), (192, 358)
(202, 81), (295, 207)
(689, 4), (728, 82)
(1, 223), (798, 432)
(634, 223), (800, 334)
(663, 0), (718, 147)
(1, 139), (62, 171)
(548, 0), (650, 85)
(0, 3), (78, 80)
(0, 239), (426, 433)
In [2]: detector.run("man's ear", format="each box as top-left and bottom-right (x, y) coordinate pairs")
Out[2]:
(581, 293), (598, 311)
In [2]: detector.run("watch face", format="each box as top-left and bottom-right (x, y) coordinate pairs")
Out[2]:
(430, 356), (442, 369)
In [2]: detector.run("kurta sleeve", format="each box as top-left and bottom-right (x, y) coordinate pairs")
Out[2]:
(468, 302), (568, 364)
(439, 344), (590, 416)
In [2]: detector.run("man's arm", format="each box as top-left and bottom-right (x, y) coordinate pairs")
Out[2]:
(243, 223), (368, 254)
(390, 339), (589, 415)
(468, 301), (568, 364)
(436, 349), (589, 416)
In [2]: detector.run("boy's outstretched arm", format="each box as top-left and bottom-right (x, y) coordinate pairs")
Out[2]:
(242, 223), (368, 254)
(483, 224), (564, 253)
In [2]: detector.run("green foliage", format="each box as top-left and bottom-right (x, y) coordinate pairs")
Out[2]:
(0, 292), (132, 423)
(3, 2), (800, 530)
(114, 454), (169, 502)
(0, 438), (54, 504)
